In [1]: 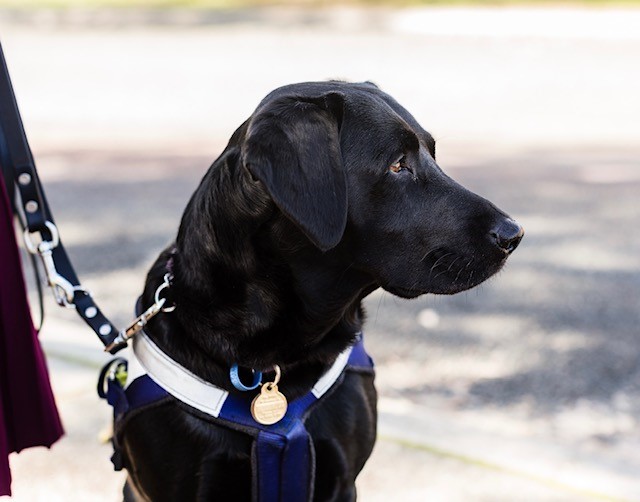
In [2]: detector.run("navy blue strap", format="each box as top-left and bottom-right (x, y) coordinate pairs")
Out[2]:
(280, 421), (315, 502)
(218, 390), (317, 502)
(254, 421), (315, 502)
(122, 375), (169, 414)
(254, 431), (285, 501)
(346, 335), (374, 369)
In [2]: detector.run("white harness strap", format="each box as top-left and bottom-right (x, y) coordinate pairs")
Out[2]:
(127, 331), (353, 418)
(130, 331), (228, 417)
(311, 347), (352, 398)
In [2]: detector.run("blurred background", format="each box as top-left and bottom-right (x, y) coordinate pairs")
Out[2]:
(2, 1), (640, 500)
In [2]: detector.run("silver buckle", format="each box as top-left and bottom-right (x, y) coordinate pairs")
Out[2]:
(23, 221), (76, 308)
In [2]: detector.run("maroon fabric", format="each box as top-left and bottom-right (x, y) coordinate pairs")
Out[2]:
(0, 174), (64, 496)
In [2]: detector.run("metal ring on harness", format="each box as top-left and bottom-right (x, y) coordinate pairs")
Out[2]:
(268, 364), (281, 388)
(230, 364), (262, 391)
(154, 273), (176, 312)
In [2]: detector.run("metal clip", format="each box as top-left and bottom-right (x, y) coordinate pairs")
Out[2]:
(97, 357), (128, 399)
(105, 274), (175, 352)
(24, 221), (76, 307)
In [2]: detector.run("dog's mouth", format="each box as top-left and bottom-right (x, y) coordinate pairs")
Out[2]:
(384, 285), (425, 299)
(383, 246), (508, 298)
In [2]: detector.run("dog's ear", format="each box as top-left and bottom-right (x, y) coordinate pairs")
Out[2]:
(242, 92), (346, 252)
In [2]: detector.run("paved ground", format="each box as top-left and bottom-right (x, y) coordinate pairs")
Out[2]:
(2, 5), (640, 501)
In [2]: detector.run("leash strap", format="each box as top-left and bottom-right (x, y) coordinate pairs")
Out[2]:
(0, 41), (122, 352)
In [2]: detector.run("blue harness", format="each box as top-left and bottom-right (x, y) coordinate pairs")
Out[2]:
(100, 335), (374, 502)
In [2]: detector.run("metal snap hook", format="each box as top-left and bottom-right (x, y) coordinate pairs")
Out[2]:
(154, 274), (175, 312)
(23, 220), (59, 254)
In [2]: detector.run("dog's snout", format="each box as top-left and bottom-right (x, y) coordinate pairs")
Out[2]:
(490, 219), (524, 254)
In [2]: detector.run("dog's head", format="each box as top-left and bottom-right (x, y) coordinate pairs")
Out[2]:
(240, 81), (523, 298)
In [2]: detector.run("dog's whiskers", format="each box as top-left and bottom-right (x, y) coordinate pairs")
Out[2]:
(446, 256), (461, 273)
(454, 257), (473, 284)
(433, 256), (461, 280)
(432, 252), (453, 269)
(467, 269), (475, 288)
(420, 247), (438, 263)
(428, 252), (453, 279)
(374, 289), (386, 325)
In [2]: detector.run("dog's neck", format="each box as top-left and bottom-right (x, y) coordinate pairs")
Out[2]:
(141, 147), (375, 399)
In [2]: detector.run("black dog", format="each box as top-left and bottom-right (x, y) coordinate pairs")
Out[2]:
(116, 81), (523, 501)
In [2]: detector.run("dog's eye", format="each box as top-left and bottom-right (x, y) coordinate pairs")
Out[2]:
(389, 156), (410, 174)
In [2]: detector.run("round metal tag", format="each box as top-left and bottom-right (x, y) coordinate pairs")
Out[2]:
(251, 384), (288, 425)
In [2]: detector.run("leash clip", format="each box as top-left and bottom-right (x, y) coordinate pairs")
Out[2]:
(105, 274), (175, 352)
(24, 221), (76, 307)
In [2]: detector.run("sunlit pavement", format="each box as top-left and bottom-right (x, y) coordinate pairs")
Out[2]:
(3, 6), (640, 500)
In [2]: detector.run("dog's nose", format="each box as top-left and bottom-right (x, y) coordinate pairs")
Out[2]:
(490, 219), (524, 253)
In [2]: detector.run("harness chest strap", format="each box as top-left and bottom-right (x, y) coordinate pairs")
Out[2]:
(102, 332), (374, 502)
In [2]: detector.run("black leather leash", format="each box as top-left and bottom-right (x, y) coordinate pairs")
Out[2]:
(0, 110), (46, 331)
(0, 41), (124, 354)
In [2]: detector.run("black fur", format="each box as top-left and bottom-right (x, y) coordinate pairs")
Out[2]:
(119, 81), (523, 501)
